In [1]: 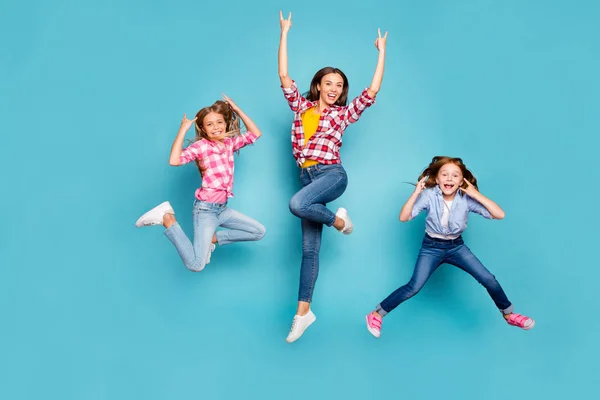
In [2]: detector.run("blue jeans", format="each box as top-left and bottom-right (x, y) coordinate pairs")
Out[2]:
(164, 200), (266, 272)
(289, 164), (348, 302)
(376, 234), (513, 316)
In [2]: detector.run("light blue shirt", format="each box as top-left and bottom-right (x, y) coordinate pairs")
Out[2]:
(410, 186), (493, 237)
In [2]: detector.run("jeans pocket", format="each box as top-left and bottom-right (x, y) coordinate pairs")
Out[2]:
(194, 201), (213, 213)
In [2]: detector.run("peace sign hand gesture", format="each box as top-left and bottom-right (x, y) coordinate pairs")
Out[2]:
(375, 28), (388, 52)
(280, 10), (292, 33)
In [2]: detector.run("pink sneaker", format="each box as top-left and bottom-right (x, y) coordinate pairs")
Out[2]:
(505, 313), (535, 330)
(366, 312), (382, 338)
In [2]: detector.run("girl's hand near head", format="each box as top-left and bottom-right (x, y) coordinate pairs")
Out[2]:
(280, 11), (292, 34)
(400, 176), (426, 222)
(459, 178), (505, 219)
(414, 176), (427, 195)
(179, 113), (197, 133)
(458, 178), (478, 197)
(170, 113), (197, 166)
(222, 94), (239, 113)
(222, 93), (263, 138)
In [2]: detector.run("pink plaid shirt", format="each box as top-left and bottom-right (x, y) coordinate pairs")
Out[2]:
(282, 80), (376, 167)
(179, 132), (258, 203)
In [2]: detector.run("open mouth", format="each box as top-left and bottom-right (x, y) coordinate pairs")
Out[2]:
(443, 184), (454, 190)
(327, 93), (337, 102)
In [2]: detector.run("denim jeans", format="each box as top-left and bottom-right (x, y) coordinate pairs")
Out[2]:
(164, 200), (266, 272)
(289, 164), (348, 302)
(376, 234), (513, 316)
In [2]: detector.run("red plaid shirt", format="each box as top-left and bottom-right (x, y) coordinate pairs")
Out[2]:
(282, 80), (375, 167)
(179, 132), (258, 203)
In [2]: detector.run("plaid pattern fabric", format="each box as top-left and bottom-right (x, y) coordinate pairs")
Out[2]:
(180, 132), (258, 203)
(281, 80), (375, 167)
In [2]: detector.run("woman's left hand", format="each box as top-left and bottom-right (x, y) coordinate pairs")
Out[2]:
(459, 178), (479, 196)
(375, 28), (387, 52)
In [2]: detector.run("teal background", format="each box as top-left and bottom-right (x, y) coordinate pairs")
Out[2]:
(1, 0), (597, 399)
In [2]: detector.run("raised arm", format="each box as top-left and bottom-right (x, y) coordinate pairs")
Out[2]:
(278, 11), (293, 88)
(222, 94), (262, 138)
(169, 114), (197, 166)
(460, 179), (505, 220)
(367, 29), (388, 98)
(399, 177), (427, 222)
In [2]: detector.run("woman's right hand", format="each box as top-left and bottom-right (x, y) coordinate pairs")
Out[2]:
(179, 113), (197, 133)
(280, 10), (292, 33)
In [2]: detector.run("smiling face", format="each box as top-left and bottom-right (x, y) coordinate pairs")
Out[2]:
(307, 67), (349, 107)
(194, 100), (240, 143)
(201, 112), (227, 141)
(317, 73), (345, 106)
(436, 162), (463, 198)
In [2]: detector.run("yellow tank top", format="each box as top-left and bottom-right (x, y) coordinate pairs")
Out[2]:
(300, 107), (320, 168)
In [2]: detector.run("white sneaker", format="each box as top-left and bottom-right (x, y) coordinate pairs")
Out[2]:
(205, 243), (216, 264)
(335, 207), (353, 234)
(135, 201), (174, 227)
(285, 310), (316, 343)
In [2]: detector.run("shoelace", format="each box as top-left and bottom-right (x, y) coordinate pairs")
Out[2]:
(289, 316), (299, 332)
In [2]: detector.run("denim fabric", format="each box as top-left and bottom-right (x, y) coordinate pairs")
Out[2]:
(289, 164), (348, 302)
(164, 200), (265, 272)
(376, 234), (513, 316)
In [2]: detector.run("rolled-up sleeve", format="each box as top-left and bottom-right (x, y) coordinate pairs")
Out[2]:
(282, 80), (310, 113)
(467, 196), (493, 219)
(231, 131), (258, 152)
(410, 190), (430, 220)
(179, 141), (203, 165)
(344, 88), (376, 125)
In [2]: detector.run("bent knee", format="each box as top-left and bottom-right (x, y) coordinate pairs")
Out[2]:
(186, 259), (206, 273)
(255, 225), (266, 240)
(289, 195), (311, 218)
(288, 197), (303, 217)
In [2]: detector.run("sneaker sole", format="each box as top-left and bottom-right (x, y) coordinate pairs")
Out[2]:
(508, 319), (535, 330)
(523, 320), (535, 330)
(135, 202), (173, 227)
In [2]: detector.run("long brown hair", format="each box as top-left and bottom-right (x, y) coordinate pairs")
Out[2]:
(416, 156), (479, 192)
(304, 67), (349, 107)
(190, 100), (242, 176)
